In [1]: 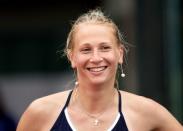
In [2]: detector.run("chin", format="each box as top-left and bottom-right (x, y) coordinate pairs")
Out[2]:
(88, 77), (110, 85)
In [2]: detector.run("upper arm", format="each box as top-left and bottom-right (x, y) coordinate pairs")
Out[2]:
(16, 99), (47, 131)
(149, 100), (183, 131)
(121, 91), (182, 131)
(16, 91), (70, 131)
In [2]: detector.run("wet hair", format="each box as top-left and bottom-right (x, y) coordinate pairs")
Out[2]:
(64, 8), (128, 88)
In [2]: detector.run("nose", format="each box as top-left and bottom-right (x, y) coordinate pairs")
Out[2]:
(89, 50), (103, 63)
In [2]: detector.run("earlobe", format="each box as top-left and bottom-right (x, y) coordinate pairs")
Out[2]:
(68, 52), (76, 69)
(71, 61), (76, 69)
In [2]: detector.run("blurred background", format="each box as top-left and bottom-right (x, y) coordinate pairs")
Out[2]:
(0, 0), (182, 130)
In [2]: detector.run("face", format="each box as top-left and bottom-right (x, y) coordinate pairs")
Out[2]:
(69, 23), (123, 86)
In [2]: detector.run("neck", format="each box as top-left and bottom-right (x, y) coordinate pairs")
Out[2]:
(75, 82), (116, 114)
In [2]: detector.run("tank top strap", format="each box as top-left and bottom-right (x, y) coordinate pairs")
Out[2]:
(117, 90), (129, 130)
(117, 90), (122, 113)
(63, 90), (73, 109)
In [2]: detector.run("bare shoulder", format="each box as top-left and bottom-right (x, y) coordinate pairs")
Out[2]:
(120, 90), (183, 131)
(17, 90), (71, 131)
(120, 90), (160, 112)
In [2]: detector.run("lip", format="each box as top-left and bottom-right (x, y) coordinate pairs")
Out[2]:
(86, 66), (108, 73)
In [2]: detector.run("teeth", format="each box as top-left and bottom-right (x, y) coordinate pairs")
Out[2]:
(88, 66), (106, 72)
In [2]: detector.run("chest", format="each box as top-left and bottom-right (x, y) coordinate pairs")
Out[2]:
(66, 107), (121, 131)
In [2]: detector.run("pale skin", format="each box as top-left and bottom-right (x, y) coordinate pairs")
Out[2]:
(17, 23), (183, 131)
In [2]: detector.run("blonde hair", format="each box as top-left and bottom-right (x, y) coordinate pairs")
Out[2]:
(64, 8), (128, 88)
(64, 8), (128, 56)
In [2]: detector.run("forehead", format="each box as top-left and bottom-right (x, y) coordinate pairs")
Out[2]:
(73, 23), (116, 45)
(76, 22), (114, 31)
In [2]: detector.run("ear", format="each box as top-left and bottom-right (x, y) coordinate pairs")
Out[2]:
(118, 45), (124, 64)
(67, 51), (76, 69)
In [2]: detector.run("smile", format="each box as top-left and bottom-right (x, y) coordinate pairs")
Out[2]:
(87, 66), (107, 72)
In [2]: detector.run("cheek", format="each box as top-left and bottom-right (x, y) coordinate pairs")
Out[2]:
(104, 52), (119, 65)
(74, 54), (89, 68)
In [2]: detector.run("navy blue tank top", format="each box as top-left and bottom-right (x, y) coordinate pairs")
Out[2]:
(51, 90), (128, 131)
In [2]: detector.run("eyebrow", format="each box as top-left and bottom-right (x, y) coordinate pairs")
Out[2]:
(80, 43), (91, 46)
(81, 42), (111, 46)
(99, 42), (111, 45)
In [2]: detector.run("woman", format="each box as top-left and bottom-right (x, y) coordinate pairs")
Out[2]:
(17, 9), (182, 131)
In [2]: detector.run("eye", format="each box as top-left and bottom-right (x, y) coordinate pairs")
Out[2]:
(100, 45), (111, 51)
(80, 47), (91, 54)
